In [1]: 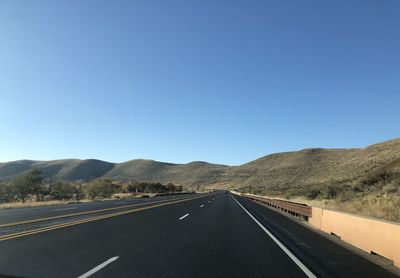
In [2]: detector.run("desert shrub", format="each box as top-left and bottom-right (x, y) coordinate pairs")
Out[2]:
(86, 179), (114, 199)
(382, 185), (398, 194)
(50, 182), (76, 200)
(126, 181), (139, 193)
(74, 185), (85, 200)
(351, 185), (363, 193)
(336, 189), (357, 202)
(125, 181), (181, 193)
(322, 186), (338, 199)
(388, 178), (400, 187)
(25, 168), (46, 201)
(10, 176), (32, 203)
(362, 167), (399, 188)
(166, 183), (176, 192)
(306, 189), (320, 199)
(5, 168), (47, 202)
(110, 181), (124, 193)
(0, 183), (15, 203)
(282, 187), (308, 199)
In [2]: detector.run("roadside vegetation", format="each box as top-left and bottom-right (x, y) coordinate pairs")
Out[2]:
(0, 168), (185, 208)
(238, 163), (400, 222)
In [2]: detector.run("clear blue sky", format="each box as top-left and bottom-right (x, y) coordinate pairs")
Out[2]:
(1, 1), (399, 165)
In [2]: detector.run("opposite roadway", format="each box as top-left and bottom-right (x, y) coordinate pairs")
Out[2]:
(0, 192), (397, 278)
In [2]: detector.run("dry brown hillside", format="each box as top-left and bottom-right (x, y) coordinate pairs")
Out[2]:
(219, 139), (400, 192)
(102, 160), (227, 188)
(216, 139), (400, 222)
(1, 139), (399, 221)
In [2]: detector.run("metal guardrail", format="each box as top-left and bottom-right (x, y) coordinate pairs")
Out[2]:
(244, 194), (312, 219)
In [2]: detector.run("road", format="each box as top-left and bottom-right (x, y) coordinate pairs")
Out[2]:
(0, 192), (397, 278)
(0, 194), (194, 225)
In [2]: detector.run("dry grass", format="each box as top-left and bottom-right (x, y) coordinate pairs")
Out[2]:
(227, 139), (400, 192)
(112, 192), (157, 198)
(287, 193), (400, 223)
(232, 139), (400, 223)
(0, 199), (90, 209)
(0, 193), (151, 210)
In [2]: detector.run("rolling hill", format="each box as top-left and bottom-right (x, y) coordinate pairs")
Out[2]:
(1, 138), (400, 193)
(219, 138), (400, 192)
(0, 159), (114, 182)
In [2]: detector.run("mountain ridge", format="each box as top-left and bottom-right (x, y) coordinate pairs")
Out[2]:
(1, 138), (400, 191)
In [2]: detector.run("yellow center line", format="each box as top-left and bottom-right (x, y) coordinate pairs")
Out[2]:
(0, 194), (208, 242)
(0, 195), (197, 229)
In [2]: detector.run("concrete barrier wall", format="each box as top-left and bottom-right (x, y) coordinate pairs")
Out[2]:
(232, 191), (400, 267)
(309, 207), (400, 267)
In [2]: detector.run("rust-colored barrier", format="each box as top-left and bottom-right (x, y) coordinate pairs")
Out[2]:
(242, 194), (312, 219)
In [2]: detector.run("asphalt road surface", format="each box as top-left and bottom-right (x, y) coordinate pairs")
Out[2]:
(0, 192), (397, 278)
(0, 194), (194, 225)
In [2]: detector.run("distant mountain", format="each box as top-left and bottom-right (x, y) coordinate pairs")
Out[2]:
(0, 158), (228, 187)
(1, 138), (400, 191)
(103, 160), (227, 187)
(0, 159), (114, 182)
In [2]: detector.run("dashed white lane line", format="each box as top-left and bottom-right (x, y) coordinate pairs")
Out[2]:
(208, 201), (211, 203)
(179, 213), (190, 220)
(231, 195), (316, 278)
(54, 207), (77, 211)
(78, 256), (119, 278)
(200, 205), (204, 208)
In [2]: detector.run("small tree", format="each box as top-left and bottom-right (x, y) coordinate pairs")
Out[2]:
(12, 176), (32, 203)
(166, 183), (176, 192)
(74, 184), (85, 201)
(0, 182), (15, 203)
(26, 168), (45, 201)
(50, 181), (75, 200)
(127, 181), (140, 193)
(86, 179), (114, 199)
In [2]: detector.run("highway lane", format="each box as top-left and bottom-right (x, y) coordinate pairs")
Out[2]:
(0, 194), (196, 225)
(234, 195), (398, 278)
(0, 194), (207, 239)
(0, 192), (397, 278)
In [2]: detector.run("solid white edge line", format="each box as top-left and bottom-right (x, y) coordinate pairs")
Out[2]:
(179, 213), (190, 220)
(231, 195), (317, 278)
(78, 256), (119, 278)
